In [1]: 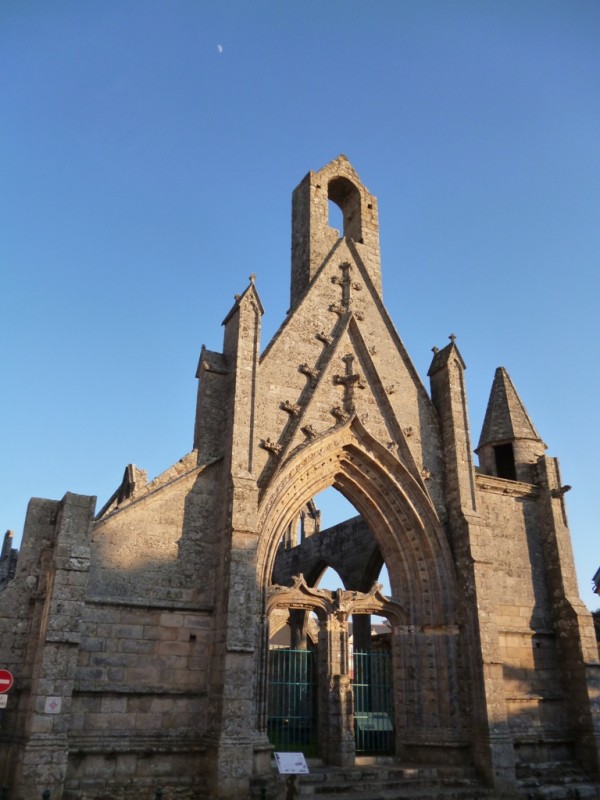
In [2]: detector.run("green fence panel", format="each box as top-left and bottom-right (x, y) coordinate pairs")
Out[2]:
(352, 650), (394, 754)
(267, 648), (317, 756)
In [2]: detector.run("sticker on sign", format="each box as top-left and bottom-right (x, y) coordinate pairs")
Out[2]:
(0, 670), (13, 694)
(44, 697), (62, 714)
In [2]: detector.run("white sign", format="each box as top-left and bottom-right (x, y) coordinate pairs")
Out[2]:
(274, 752), (309, 774)
(44, 697), (62, 714)
(0, 695), (7, 709)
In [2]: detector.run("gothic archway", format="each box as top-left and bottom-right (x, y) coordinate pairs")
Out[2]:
(255, 417), (463, 764)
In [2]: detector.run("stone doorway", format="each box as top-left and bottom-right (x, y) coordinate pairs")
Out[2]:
(256, 423), (460, 771)
(266, 579), (402, 766)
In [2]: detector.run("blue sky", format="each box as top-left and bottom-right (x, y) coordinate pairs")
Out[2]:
(2, 1), (599, 610)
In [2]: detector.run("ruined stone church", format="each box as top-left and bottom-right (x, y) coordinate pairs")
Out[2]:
(1, 156), (599, 800)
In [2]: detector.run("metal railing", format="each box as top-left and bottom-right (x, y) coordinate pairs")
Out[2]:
(267, 648), (317, 756)
(352, 650), (394, 754)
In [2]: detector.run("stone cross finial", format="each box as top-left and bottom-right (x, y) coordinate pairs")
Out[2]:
(449, 333), (457, 343)
(333, 353), (365, 414)
(330, 262), (359, 311)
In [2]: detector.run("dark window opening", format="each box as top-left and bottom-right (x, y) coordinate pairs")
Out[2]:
(494, 443), (517, 481)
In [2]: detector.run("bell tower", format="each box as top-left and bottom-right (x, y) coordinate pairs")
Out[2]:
(290, 154), (382, 310)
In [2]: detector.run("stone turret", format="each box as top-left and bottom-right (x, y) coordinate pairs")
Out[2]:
(476, 366), (546, 483)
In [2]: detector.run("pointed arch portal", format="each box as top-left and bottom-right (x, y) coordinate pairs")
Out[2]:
(256, 418), (463, 764)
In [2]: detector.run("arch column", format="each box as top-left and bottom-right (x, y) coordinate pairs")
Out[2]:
(317, 611), (355, 766)
(288, 608), (309, 650)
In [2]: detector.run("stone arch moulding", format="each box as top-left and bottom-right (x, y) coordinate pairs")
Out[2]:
(257, 416), (457, 627)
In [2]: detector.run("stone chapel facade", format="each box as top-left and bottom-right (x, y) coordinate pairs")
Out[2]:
(0, 156), (599, 799)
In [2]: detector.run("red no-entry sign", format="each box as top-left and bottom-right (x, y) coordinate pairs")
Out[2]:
(0, 670), (14, 693)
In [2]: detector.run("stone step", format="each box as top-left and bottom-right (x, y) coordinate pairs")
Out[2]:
(516, 759), (599, 799)
(253, 761), (600, 800)
(516, 787), (598, 800)
(294, 763), (493, 799)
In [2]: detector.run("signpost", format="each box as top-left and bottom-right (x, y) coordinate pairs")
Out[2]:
(0, 671), (13, 694)
(274, 753), (309, 800)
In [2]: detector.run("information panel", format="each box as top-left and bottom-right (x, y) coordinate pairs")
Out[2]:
(274, 752), (309, 774)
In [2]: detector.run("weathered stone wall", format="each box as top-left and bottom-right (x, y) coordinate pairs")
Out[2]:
(90, 456), (220, 608)
(64, 601), (211, 798)
(476, 477), (570, 759)
(0, 493), (95, 800)
(61, 456), (225, 796)
(273, 515), (381, 590)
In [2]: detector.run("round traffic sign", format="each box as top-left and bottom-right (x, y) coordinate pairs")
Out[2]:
(0, 670), (14, 693)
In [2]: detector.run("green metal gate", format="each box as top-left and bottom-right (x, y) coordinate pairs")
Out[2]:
(267, 648), (317, 755)
(352, 650), (394, 754)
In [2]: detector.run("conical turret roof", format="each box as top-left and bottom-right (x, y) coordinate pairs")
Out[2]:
(477, 367), (544, 450)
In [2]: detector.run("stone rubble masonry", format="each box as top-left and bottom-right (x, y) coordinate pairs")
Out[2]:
(0, 155), (599, 800)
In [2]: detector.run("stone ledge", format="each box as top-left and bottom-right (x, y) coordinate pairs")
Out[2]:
(85, 595), (213, 612)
